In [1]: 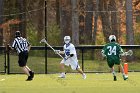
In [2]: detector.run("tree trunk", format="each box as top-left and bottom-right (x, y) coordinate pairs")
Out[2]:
(26, 0), (45, 41)
(85, 0), (93, 44)
(59, 0), (72, 43)
(0, 0), (4, 46)
(126, 0), (134, 45)
(37, 1), (44, 41)
(126, 0), (134, 61)
(109, 0), (118, 42)
(56, 0), (60, 25)
(71, 0), (79, 45)
(117, 0), (123, 44)
(99, 0), (112, 43)
(78, 0), (86, 44)
(92, 0), (99, 44)
(17, 0), (26, 38)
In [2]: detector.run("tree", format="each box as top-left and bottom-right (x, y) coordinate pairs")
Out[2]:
(0, 0), (4, 46)
(99, 0), (112, 42)
(126, 0), (134, 45)
(0, 19), (20, 46)
(92, 0), (99, 44)
(56, 0), (60, 25)
(71, 0), (79, 45)
(78, 0), (86, 44)
(26, 0), (44, 42)
(59, 0), (72, 43)
(126, 0), (134, 61)
(85, 0), (94, 44)
(36, 0), (44, 41)
(17, 0), (26, 37)
(109, 0), (119, 42)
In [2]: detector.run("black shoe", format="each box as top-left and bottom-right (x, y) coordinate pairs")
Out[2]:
(114, 76), (117, 81)
(26, 76), (32, 81)
(29, 71), (34, 79)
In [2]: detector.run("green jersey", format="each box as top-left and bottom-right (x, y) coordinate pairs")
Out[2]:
(102, 42), (123, 68)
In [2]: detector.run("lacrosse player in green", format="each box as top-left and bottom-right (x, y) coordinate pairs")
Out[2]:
(101, 35), (129, 81)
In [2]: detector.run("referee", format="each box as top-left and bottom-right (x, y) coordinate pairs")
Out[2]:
(11, 31), (34, 81)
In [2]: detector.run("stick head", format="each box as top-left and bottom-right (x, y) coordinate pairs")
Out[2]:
(127, 50), (133, 56)
(40, 38), (47, 43)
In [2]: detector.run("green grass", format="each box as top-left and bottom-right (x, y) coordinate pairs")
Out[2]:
(0, 73), (140, 93)
(1, 55), (140, 73)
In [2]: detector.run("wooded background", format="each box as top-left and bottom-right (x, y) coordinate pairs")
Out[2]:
(0, 0), (140, 46)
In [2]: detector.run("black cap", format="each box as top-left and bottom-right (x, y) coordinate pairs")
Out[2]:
(15, 31), (21, 38)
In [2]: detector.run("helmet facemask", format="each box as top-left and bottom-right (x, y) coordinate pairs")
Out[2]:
(64, 36), (71, 44)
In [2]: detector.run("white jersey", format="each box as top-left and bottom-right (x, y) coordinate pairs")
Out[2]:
(61, 43), (80, 70)
(64, 43), (78, 61)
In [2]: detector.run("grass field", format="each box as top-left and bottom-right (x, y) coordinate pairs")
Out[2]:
(1, 55), (140, 73)
(0, 73), (140, 93)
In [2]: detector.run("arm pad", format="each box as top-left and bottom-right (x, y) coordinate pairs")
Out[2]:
(70, 54), (74, 57)
(64, 54), (74, 61)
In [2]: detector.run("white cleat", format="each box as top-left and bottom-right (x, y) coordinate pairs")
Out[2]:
(123, 75), (128, 80)
(82, 73), (86, 79)
(125, 75), (128, 78)
(58, 73), (65, 78)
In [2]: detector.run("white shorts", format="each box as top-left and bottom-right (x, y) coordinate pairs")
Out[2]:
(60, 58), (80, 70)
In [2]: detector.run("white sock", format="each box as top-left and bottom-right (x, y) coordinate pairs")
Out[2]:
(112, 71), (116, 76)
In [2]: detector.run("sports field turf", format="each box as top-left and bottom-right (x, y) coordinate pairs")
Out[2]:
(0, 73), (140, 93)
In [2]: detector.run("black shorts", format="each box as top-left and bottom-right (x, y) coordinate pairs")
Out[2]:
(18, 51), (28, 67)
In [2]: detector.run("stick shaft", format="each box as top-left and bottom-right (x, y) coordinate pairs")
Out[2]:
(43, 39), (64, 59)
(46, 42), (55, 52)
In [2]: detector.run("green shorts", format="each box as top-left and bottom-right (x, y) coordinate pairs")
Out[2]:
(107, 58), (120, 68)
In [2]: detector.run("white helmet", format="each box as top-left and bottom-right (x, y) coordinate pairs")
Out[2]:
(64, 36), (71, 44)
(109, 35), (116, 42)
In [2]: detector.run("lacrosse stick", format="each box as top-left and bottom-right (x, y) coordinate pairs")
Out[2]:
(121, 50), (133, 56)
(125, 50), (133, 56)
(40, 38), (64, 59)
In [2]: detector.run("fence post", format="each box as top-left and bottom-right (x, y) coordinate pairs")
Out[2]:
(6, 44), (10, 74)
(44, 0), (48, 74)
(4, 47), (7, 73)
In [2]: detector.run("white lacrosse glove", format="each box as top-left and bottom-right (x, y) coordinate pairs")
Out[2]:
(101, 50), (106, 57)
(54, 50), (60, 54)
(64, 56), (70, 61)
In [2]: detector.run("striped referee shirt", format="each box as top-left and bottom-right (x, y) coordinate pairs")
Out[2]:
(12, 37), (30, 54)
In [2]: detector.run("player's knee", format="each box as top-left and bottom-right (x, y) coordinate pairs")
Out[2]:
(71, 65), (80, 70)
(72, 68), (76, 70)
(60, 63), (64, 67)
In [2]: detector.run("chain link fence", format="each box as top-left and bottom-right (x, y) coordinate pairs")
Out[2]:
(0, 45), (139, 74)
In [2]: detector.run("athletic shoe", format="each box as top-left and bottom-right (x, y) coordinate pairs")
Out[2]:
(58, 73), (65, 78)
(114, 76), (117, 81)
(29, 71), (34, 79)
(123, 75), (128, 80)
(26, 76), (32, 81)
(82, 73), (86, 79)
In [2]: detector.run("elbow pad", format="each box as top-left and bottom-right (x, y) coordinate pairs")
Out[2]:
(70, 54), (74, 57)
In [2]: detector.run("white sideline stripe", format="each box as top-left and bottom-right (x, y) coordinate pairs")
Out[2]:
(0, 79), (5, 81)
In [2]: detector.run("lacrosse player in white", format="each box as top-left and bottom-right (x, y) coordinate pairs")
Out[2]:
(55, 36), (86, 79)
